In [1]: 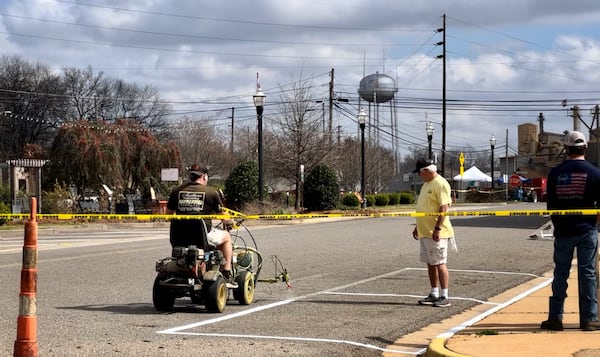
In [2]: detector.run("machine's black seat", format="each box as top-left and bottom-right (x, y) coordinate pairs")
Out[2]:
(169, 218), (210, 251)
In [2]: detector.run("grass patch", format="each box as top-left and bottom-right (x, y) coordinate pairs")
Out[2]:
(475, 330), (499, 336)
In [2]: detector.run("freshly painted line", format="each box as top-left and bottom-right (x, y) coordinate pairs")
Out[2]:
(322, 292), (501, 305)
(158, 298), (296, 333)
(437, 276), (552, 339)
(156, 267), (550, 355)
(157, 267), (412, 334)
(164, 331), (411, 354)
(407, 267), (543, 279)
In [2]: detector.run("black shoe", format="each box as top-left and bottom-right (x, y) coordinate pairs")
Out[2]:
(418, 294), (439, 306)
(581, 320), (600, 331)
(540, 319), (563, 331)
(433, 296), (451, 308)
(222, 270), (238, 288)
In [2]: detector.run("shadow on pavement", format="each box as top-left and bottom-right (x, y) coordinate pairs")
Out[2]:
(451, 215), (549, 230)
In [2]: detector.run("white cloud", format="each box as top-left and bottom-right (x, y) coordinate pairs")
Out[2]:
(1, 0), (600, 157)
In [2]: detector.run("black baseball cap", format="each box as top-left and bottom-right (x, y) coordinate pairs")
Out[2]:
(189, 164), (208, 176)
(412, 158), (434, 173)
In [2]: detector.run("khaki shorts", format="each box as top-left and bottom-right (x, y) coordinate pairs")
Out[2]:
(419, 237), (452, 265)
(207, 228), (228, 246)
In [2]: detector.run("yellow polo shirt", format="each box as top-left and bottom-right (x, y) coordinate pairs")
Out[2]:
(415, 175), (454, 238)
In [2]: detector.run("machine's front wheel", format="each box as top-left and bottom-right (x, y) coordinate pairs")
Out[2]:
(233, 270), (255, 305)
(152, 276), (176, 311)
(203, 276), (227, 313)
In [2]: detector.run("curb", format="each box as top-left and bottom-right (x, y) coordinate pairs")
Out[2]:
(424, 337), (471, 357)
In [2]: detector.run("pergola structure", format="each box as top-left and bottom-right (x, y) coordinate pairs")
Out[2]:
(4, 159), (49, 213)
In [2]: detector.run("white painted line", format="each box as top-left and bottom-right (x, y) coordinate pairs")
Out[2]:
(157, 267), (412, 334)
(164, 331), (411, 354)
(407, 267), (543, 278)
(436, 276), (553, 339)
(158, 298), (296, 333)
(156, 267), (550, 355)
(322, 292), (501, 305)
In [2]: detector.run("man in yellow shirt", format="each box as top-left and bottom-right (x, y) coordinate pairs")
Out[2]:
(412, 158), (456, 307)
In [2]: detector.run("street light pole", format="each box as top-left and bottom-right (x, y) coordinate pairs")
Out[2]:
(253, 74), (266, 205)
(490, 134), (496, 190)
(358, 108), (367, 209)
(426, 121), (434, 160)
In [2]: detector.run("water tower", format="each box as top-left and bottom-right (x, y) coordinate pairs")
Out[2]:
(357, 72), (399, 172)
(358, 72), (398, 103)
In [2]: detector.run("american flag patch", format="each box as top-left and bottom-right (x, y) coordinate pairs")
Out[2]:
(556, 172), (587, 198)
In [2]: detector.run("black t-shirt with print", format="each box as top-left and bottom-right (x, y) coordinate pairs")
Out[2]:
(167, 181), (223, 248)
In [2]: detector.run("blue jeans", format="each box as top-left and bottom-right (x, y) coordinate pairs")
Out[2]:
(549, 230), (598, 322)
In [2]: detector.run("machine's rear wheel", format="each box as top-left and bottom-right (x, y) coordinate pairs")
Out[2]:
(233, 270), (255, 305)
(152, 276), (176, 311)
(203, 276), (227, 313)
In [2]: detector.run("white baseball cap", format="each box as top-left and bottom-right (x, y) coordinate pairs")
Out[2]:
(564, 131), (587, 147)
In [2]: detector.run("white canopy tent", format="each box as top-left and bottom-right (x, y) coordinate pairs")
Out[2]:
(453, 166), (492, 182)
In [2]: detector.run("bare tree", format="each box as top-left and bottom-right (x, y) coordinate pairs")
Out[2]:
(62, 66), (171, 132)
(108, 78), (171, 130)
(62, 66), (109, 121)
(335, 137), (361, 191)
(0, 55), (66, 161)
(269, 75), (335, 209)
(334, 136), (396, 194)
(170, 116), (230, 179)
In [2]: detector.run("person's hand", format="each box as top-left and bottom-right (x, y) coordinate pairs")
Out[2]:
(432, 230), (440, 242)
(222, 218), (234, 231)
(412, 227), (419, 240)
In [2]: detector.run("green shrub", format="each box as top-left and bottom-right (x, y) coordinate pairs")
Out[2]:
(0, 201), (9, 225)
(42, 181), (75, 214)
(387, 192), (400, 205)
(399, 192), (415, 204)
(0, 184), (9, 205)
(303, 164), (339, 211)
(342, 193), (360, 207)
(223, 161), (258, 209)
(365, 194), (375, 207)
(374, 193), (390, 206)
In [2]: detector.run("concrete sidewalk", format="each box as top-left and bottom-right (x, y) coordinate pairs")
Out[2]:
(424, 262), (600, 357)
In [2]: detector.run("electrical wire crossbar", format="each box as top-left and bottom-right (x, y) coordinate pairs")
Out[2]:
(0, 209), (598, 222)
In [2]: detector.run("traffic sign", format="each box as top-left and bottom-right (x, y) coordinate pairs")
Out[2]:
(509, 174), (521, 187)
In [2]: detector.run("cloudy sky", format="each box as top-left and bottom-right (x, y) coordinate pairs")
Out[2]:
(2, 0), (600, 162)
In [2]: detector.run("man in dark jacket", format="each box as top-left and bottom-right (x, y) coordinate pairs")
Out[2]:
(167, 164), (236, 287)
(541, 131), (600, 331)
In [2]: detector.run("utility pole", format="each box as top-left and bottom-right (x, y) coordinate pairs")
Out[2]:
(505, 129), (509, 201)
(329, 68), (334, 142)
(591, 105), (599, 167)
(229, 107), (235, 155)
(436, 14), (446, 177)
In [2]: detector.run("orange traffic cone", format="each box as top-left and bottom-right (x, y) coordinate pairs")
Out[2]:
(14, 197), (38, 357)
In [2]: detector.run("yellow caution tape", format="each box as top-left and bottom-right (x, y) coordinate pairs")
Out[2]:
(0, 208), (597, 222)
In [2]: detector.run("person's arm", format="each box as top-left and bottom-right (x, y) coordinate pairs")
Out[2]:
(432, 203), (449, 241)
(412, 226), (419, 240)
(212, 191), (234, 228)
(166, 191), (177, 214)
(435, 204), (449, 228)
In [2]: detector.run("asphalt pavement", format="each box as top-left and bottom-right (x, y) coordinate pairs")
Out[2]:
(6, 203), (599, 356)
